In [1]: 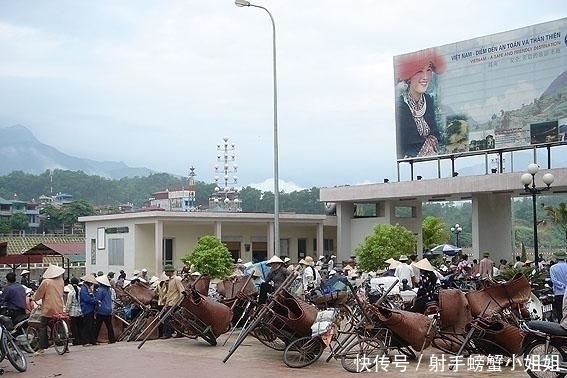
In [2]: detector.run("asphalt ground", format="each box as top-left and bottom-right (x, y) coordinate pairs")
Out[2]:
(3, 332), (536, 378)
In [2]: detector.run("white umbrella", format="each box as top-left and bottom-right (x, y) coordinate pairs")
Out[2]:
(430, 244), (462, 256)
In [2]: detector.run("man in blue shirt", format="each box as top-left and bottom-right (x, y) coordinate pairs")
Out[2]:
(550, 251), (567, 322)
(0, 272), (27, 321)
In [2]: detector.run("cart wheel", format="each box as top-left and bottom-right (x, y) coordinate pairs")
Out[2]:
(431, 333), (470, 357)
(200, 328), (217, 346)
(252, 326), (286, 351)
(283, 336), (325, 368)
(396, 345), (416, 360)
(340, 337), (387, 373)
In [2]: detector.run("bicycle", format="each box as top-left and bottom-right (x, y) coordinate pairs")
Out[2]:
(0, 314), (27, 372)
(26, 312), (70, 355)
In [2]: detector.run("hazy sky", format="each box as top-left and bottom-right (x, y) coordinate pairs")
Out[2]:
(0, 1), (565, 192)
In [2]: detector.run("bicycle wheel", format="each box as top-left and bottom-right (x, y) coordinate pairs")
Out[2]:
(2, 333), (27, 372)
(340, 337), (387, 373)
(199, 327), (217, 346)
(432, 332), (471, 357)
(52, 320), (69, 355)
(523, 340), (566, 378)
(252, 326), (286, 351)
(283, 336), (325, 368)
(24, 326), (39, 353)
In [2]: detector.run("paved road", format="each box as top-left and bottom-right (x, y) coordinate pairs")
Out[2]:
(8, 334), (532, 378)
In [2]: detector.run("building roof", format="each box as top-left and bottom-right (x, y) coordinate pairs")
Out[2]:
(0, 236), (84, 255)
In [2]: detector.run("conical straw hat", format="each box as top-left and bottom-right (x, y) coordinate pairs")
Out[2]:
(43, 264), (65, 279)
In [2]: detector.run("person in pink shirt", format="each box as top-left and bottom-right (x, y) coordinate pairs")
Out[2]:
(478, 252), (494, 279)
(33, 264), (65, 354)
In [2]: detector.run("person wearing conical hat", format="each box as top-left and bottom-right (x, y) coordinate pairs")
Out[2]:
(258, 255), (290, 304)
(394, 255), (415, 290)
(20, 269), (31, 287)
(410, 258), (439, 314)
(94, 275), (116, 344)
(33, 264), (66, 353)
(299, 256), (321, 292)
(155, 272), (169, 338)
(162, 265), (184, 339)
(79, 274), (99, 346)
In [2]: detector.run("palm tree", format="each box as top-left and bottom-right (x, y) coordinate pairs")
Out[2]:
(545, 202), (567, 252)
(422, 216), (450, 251)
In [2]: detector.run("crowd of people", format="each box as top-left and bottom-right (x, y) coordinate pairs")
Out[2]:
(1, 248), (565, 357)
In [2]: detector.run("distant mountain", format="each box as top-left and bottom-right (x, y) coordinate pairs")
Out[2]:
(0, 125), (154, 179)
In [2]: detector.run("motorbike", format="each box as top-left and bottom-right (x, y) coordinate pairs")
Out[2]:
(0, 308), (33, 353)
(525, 279), (554, 321)
(521, 320), (567, 378)
(0, 314), (28, 373)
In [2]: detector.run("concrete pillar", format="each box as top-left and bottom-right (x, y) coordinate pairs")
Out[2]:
(316, 223), (324, 258)
(267, 222), (274, 257)
(154, 220), (163, 274)
(214, 221), (222, 239)
(336, 202), (353, 265)
(472, 193), (513, 263)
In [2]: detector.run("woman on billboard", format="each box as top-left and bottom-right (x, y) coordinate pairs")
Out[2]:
(395, 48), (445, 159)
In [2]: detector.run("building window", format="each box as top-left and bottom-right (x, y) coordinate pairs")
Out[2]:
(353, 203), (377, 217)
(324, 239), (334, 253)
(97, 227), (105, 250)
(280, 239), (289, 258)
(90, 239), (96, 265)
(163, 238), (173, 266)
(298, 238), (307, 259)
(108, 238), (124, 266)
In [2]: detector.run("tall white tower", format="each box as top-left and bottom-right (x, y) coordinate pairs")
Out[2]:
(209, 137), (242, 212)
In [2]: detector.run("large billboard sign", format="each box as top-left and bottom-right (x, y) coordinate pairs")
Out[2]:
(394, 18), (567, 160)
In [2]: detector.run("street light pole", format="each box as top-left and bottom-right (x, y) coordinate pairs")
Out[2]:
(521, 163), (554, 270)
(235, 0), (280, 257)
(450, 223), (462, 248)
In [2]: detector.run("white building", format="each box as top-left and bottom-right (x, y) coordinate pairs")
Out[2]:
(79, 211), (337, 276)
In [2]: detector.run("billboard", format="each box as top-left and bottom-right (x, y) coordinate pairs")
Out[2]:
(394, 18), (567, 160)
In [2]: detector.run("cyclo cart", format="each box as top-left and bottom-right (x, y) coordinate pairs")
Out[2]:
(223, 270), (322, 363)
(138, 275), (233, 348)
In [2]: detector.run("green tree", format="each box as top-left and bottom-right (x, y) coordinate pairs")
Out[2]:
(61, 200), (96, 234)
(422, 216), (450, 250)
(181, 235), (234, 279)
(10, 212), (29, 234)
(355, 224), (416, 272)
(40, 204), (64, 233)
(545, 202), (567, 251)
(0, 219), (11, 234)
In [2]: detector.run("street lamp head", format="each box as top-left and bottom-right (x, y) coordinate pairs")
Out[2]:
(521, 172), (533, 187)
(527, 163), (539, 175)
(542, 173), (555, 187)
(235, 0), (250, 6)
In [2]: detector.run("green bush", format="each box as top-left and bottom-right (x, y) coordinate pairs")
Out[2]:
(181, 235), (234, 279)
(355, 224), (416, 272)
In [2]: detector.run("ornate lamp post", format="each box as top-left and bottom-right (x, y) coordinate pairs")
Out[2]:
(235, 0), (280, 256)
(521, 163), (554, 270)
(450, 223), (463, 248)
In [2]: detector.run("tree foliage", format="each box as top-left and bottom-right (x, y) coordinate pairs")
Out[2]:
(422, 216), (450, 250)
(0, 170), (325, 214)
(545, 202), (567, 251)
(355, 224), (416, 272)
(10, 212), (29, 233)
(181, 235), (234, 279)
